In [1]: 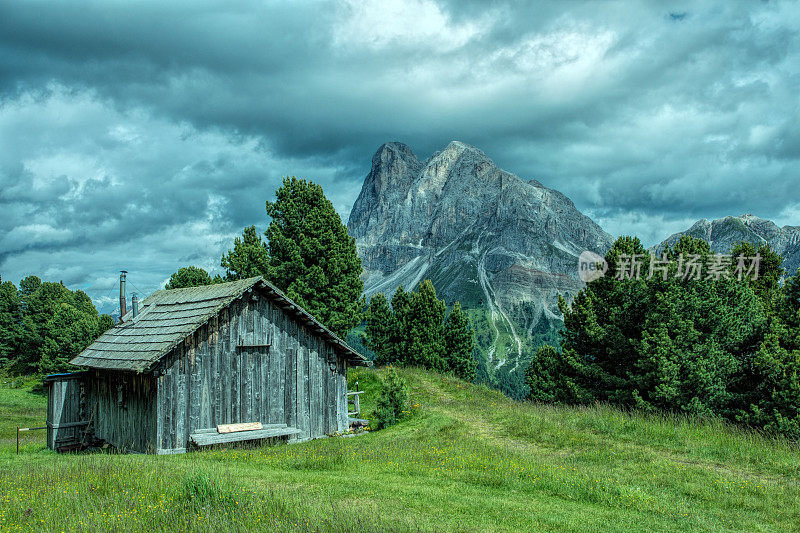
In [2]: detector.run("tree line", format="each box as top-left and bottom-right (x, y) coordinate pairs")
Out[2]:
(0, 276), (114, 375)
(526, 235), (800, 439)
(362, 281), (476, 382)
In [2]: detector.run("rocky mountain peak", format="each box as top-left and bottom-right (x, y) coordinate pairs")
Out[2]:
(428, 140), (487, 161)
(348, 142), (422, 242)
(348, 141), (613, 393)
(372, 141), (419, 167)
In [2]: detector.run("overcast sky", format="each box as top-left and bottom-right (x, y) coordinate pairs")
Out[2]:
(1, 0), (798, 313)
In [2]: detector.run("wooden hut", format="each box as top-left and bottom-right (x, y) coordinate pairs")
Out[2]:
(45, 276), (368, 454)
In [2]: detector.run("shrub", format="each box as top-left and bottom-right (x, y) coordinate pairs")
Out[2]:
(372, 366), (409, 430)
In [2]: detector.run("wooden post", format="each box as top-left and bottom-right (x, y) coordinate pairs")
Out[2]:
(17, 426), (46, 454)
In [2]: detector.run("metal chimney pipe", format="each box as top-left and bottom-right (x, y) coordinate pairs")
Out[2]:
(131, 293), (139, 318)
(119, 271), (128, 321)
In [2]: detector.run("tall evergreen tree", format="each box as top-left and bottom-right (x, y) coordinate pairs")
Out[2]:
(442, 302), (476, 381)
(388, 285), (412, 365)
(364, 293), (394, 365)
(523, 235), (800, 437)
(558, 235), (652, 405)
(16, 281), (76, 372)
(738, 320), (800, 438)
(18, 275), (41, 299)
(525, 345), (573, 403)
(406, 280), (446, 370)
(266, 176), (364, 338)
(780, 267), (800, 331)
(664, 233), (712, 260)
(97, 314), (115, 336)
(220, 225), (271, 280)
(735, 266), (800, 438)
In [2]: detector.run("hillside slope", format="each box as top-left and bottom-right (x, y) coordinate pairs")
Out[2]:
(348, 142), (613, 396)
(2, 368), (799, 532)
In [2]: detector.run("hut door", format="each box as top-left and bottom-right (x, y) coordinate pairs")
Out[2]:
(46, 374), (89, 451)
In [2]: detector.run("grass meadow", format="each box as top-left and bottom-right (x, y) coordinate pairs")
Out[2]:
(1, 368), (799, 532)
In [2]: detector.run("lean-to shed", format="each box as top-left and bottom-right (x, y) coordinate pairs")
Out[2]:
(45, 276), (368, 454)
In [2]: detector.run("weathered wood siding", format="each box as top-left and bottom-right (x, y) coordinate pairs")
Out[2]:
(46, 376), (86, 450)
(156, 290), (349, 454)
(87, 371), (157, 453)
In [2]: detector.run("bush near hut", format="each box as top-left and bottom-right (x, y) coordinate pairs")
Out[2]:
(372, 366), (409, 430)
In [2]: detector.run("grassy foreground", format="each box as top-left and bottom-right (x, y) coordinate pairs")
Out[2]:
(1, 368), (799, 532)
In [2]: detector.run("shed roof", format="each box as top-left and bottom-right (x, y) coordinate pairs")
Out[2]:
(70, 276), (367, 372)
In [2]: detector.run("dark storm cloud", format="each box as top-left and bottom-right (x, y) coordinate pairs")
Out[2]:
(0, 0), (798, 311)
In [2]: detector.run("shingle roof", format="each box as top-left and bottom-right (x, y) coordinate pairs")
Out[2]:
(70, 276), (368, 372)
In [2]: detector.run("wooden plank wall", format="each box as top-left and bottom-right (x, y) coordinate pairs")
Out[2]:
(87, 371), (156, 453)
(156, 290), (348, 454)
(46, 378), (86, 450)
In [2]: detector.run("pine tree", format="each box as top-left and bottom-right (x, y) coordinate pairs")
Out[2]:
(525, 345), (564, 403)
(555, 235), (764, 413)
(518, 233), (800, 437)
(364, 293), (394, 365)
(266, 176), (364, 338)
(18, 275), (41, 299)
(364, 282), (476, 380)
(558, 236), (653, 405)
(39, 303), (98, 374)
(220, 225), (271, 280)
(442, 302), (476, 381)
(97, 314), (115, 336)
(388, 285), (412, 365)
(739, 320), (800, 439)
(406, 280), (446, 370)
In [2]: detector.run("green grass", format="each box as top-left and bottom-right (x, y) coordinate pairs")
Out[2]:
(0, 376), (46, 440)
(1, 368), (799, 532)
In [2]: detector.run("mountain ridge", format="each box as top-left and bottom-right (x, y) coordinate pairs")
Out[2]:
(654, 214), (800, 276)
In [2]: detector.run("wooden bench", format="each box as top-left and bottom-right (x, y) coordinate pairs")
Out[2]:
(189, 423), (301, 446)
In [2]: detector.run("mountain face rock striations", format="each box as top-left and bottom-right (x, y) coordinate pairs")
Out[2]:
(347, 141), (613, 395)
